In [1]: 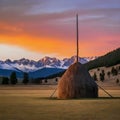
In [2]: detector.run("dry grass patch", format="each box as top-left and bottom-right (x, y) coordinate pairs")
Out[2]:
(0, 86), (120, 120)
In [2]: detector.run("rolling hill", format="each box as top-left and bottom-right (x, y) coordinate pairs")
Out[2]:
(85, 48), (120, 70)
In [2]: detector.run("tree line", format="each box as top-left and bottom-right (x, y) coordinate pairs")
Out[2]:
(85, 48), (120, 70)
(1, 72), (29, 85)
(92, 66), (120, 84)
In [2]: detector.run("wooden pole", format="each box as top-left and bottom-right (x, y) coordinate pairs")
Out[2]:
(76, 14), (79, 62)
(97, 84), (113, 98)
(50, 87), (57, 98)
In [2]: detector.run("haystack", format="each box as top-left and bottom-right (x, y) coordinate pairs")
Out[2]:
(58, 62), (98, 99)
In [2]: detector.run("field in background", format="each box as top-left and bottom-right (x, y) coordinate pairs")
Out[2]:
(89, 64), (120, 86)
(0, 85), (120, 120)
(37, 64), (120, 86)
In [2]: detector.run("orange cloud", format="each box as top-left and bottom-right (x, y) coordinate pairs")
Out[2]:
(1, 32), (119, 59)
(0, 34), (77, 58)
(0, 0), (120, 60)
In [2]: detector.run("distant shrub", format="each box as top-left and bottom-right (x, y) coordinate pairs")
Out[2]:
(2, 77), (9, 85)
(31, 78), (42, 84)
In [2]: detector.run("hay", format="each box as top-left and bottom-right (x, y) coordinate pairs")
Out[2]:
(58, 62), (98, 99)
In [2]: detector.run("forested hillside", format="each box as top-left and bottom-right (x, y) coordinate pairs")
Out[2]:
(85, 48), (120, 70)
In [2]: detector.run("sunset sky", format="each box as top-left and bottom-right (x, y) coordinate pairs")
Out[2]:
(0, 0), (120, 60)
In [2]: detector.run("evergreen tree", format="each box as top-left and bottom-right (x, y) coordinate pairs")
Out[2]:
(23, 72), (29, 84)
(119, 66), (120, 71)
(116, 79), (119, 84)
(93, 72), (97, 81)
(55, 78), (58, 82)
(107, 71), (111, 78)
(10, 72), (17, 84)
(99, 70), (105, 82)
(102, 70), (105, 76)
(111, 67), (118, 76)
(45, 79), (48, 83)
(116, 66), (120, 72)
(97, 68), (100, 71)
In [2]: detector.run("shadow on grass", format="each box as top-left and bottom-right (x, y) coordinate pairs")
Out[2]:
(34, 96), (120, 101)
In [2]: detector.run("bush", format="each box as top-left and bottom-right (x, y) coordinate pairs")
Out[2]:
(31, 78), (42, 84)
(2, 77), (9, 84)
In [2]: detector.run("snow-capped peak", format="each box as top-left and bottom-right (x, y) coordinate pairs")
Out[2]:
(0, 56), (97, 72)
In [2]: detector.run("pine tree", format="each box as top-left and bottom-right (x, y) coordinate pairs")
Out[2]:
(99, 70), (105, 82)
(45, 79), (48, 83)
(111, 67), (118, 76)
(23, 72), (29, 84)
(10, 72), (17, 84)
(119, 66), (120, 71)
(116, 79), (119, 84)
(107, 71), (111, 78)
(55, 78), (57, 82)
(93, 72), (97, 81)
(97, 68), (100, 71)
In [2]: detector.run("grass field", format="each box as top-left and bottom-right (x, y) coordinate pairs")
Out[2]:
(0, 85), (120, 120)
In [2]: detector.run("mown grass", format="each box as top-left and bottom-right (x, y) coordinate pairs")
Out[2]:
(0, 86), (120, 120)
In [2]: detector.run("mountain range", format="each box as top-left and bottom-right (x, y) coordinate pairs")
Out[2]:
(0, 56), (97, 79)
(0, 56), (97, 72)
(0, 48), (119, 80)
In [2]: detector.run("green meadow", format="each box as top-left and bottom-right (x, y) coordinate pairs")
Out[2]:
(0, 85), (120, 120)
